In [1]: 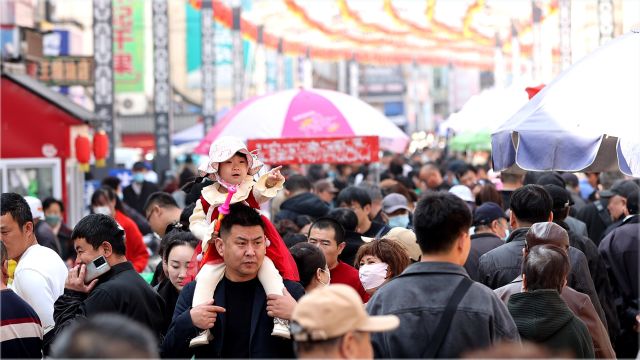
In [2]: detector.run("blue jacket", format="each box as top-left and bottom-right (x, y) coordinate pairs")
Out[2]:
(161, 278), (304, 358)
(367, 262), (520, 358)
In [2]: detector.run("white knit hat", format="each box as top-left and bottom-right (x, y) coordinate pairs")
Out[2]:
(199, 136), (263, 175)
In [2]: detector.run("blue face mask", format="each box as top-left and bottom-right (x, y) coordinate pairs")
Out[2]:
(503, 229), (511, 241)
(388, 214), (410, 229)
(133, 172), (145, 183)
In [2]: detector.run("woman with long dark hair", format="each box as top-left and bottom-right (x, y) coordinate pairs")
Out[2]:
(156, 229), (197, 334)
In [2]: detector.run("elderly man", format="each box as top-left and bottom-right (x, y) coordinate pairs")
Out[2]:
(477, 186), (606, 327)
(162, 203), (305, 358)
(599, 187), (639, 358)
(291, 284), (399, 359)
(494, 222), (614, 359)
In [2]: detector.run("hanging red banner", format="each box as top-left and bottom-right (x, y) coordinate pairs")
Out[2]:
(248, 136), (380, 165)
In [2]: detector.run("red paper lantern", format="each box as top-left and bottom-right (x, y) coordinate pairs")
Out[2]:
(75, 135), (91, 172)
(93, 131), (109, 168)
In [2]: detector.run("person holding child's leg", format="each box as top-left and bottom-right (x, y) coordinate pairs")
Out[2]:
(188, 137), (299, 347)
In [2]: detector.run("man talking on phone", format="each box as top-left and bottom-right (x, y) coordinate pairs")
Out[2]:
(50, 214), (165, 343)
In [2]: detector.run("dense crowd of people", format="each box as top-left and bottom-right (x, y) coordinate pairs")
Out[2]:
(1, 142), (638, 359)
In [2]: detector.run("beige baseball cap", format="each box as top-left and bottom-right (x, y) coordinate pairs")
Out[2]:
(291, 284), (399, 342)
(383, 227), (422, 262)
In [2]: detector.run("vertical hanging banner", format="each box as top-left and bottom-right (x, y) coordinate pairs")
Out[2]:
(531, 0), (542, 82)
(493, 34), (505, 89)
(232, 6), (243, 104)
(113, 0), (144, 93)
(303, 48), (313, 89)
(510, 22), (520, 82)
(598, 0), (614, 45)
(348, 58), (359, 98)
(93, 0), (115, 168)
(276, 38), (285, 91)
(558, 0), (571, 70)
(152, 0), (171, 179)
(253, 25), (267, 95)
(201, 0), (216, 134)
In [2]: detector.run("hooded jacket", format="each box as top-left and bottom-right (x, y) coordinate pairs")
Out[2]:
(508, 290), (594, 358)
(275, 192), (330, 222)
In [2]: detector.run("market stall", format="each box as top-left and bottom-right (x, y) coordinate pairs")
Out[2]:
(1, 72), (97, 225)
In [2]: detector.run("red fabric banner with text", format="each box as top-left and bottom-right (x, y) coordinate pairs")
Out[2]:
(248, 136), (380, 165)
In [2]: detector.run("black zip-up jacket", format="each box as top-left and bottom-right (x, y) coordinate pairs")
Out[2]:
(464, 232), (504, 282)
(557, 220), (619, 340)
(161, 278), (304, 358)
(52, 262), (165, 340)
(275, 192), (330, 222)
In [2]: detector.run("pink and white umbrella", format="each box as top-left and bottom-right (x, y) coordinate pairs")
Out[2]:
(194, 88), (409, 155)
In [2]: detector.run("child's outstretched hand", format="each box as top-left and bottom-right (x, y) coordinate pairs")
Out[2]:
(265, 166), (284, 188)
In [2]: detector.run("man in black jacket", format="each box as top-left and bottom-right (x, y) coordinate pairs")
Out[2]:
(337, 187), (390, 238)
(327, 208), (364, 267)
(162, 203), (305, 358)
(275, 175), (329, 223)
(463, 202), (507, 281)
(123, 162), (160, 216)
(544, 184), (619, 342)
(51, 214), (165, 343)
(599, 189), (639, 358)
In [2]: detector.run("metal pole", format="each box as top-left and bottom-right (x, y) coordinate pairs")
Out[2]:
(152, 0), (172, 182)
(232, 6), (243, 104)
(93, 0), (115, 169)
(201, 0), (216, 134)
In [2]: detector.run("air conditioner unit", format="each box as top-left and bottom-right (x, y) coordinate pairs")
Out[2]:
(116, 93), (148, 115)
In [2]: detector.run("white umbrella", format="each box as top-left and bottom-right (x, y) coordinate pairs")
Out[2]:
(492, 30), (640, 176)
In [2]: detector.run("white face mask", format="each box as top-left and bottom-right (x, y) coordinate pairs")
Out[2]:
(359, 262), (389, 290)
(93, 206), (112, 216)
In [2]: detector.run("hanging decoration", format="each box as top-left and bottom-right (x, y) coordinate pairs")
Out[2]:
(187, 0), (527, 68)
(75, 135), (92, 172)
(336, 0), (495, 57)
(93, 130), (109, 168)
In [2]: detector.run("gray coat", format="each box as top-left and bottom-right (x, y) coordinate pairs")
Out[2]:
(367, 262), (519, 358)
(566, 216), (589, 238)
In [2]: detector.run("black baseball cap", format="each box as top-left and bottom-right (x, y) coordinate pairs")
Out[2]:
(474, 202), (508, 226)
(543, 184), (572, 210)
(600, 179), (640, 199)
